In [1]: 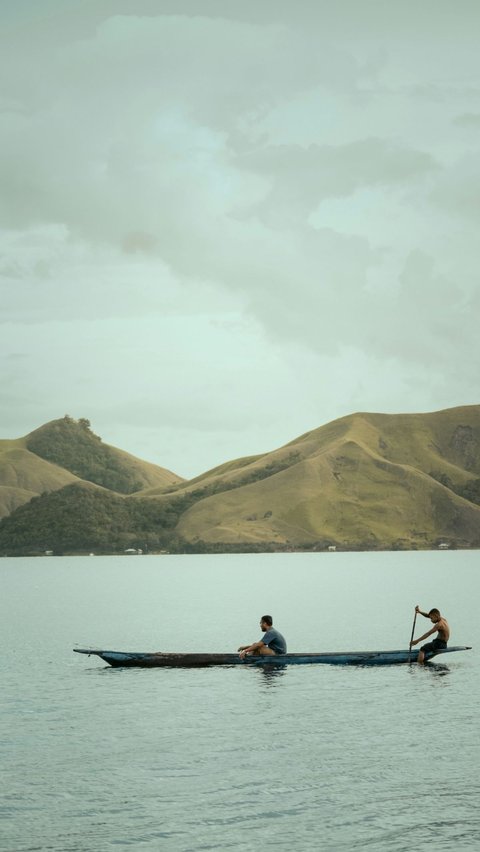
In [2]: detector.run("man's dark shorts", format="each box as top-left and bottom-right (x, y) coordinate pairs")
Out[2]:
(421, 638), (447, 657)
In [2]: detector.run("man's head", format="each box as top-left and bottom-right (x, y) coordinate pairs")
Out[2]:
(260, 615), (273, 630)
(428, 608), (441, 622)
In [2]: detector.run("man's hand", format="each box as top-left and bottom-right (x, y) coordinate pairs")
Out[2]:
(410, 639), (418, 647)
(415, 605), (420, 613)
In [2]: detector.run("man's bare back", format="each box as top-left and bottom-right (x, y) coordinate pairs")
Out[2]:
(435, 616), (450, 643)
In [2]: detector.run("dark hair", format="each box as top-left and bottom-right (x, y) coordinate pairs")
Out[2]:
(428, 608), (441, 618)
(261, 615), (273, 626)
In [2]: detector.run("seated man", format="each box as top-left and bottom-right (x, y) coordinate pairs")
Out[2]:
(238, 615), (287, 659)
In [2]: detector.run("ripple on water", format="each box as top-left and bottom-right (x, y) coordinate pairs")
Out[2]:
(1, 553), (478, 851)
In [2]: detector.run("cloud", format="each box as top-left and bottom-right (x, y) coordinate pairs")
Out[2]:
(1, 2), (480, 475)
(430, 153), (480, 219)
(0, 8), (370, 246)
(235, 139), (437, 225)
(453, 112), (480, 127)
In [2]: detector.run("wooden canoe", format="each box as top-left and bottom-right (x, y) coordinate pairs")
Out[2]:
(74, 646), (471, 668)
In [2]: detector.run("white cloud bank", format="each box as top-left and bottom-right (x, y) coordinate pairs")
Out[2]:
(1, 1), (479, 476)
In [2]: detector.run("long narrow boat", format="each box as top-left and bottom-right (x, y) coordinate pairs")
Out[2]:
(74, 646), (471, 668)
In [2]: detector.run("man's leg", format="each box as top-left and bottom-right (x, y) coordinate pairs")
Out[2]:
(417, 641), (433, 665)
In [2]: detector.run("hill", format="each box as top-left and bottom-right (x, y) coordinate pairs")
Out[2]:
(0, 406), (479, 554)
(0, 416), (183, 520)
(0, 481), (182, 555)
(0, 440), (80, 519)
(170, 406), (480, 549)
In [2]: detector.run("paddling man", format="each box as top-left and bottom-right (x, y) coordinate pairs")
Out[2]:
(238, 615), (287, 659)
(410, 606), (450, 664)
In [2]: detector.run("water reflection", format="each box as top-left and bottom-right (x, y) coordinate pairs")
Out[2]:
(406, 660), (451, 681)
(425, 661), (450, 678)
(253, 664), (288, 686)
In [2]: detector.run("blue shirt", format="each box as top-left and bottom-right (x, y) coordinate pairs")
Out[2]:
(262, 628), (287, 654)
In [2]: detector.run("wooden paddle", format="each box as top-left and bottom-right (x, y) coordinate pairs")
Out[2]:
(408, 607), (418, 663)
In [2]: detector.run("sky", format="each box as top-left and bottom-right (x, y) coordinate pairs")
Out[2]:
(1, 0), (479, 478)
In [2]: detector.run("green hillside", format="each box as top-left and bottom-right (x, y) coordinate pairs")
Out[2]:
(25, 416), (182, 493)
(1, 406), (479, 554)
(0, 416), (183, 520)
(0, 482), (181, 555)
(0, 440), (80, 519)
(174, 406), (480, 549)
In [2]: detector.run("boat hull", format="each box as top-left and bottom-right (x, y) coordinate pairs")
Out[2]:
(74, 646), (471, 668)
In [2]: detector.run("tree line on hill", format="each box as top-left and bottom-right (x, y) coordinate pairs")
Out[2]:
(0, 484), (295, 555)
(26, 416), (145, 494)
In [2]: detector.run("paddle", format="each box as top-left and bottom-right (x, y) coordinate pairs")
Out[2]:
(408, 607), (418, 663)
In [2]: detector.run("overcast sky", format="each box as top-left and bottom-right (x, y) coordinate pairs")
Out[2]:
(1, 1), (479, 478)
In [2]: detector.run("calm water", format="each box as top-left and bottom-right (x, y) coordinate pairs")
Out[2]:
(0, 551), (478, 852)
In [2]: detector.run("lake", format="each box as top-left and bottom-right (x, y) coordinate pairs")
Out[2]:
(0, 551), (478, 851)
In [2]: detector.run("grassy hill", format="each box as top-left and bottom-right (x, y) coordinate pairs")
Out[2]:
(0, 440), (80, 519)
(169, 405), (480, 549)
(0, 416), (183, 520)
(0, 406), (479, 554)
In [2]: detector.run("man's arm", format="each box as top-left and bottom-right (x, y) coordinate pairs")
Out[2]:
(410, 625), (437, 647)
(415, 605), (430, 618)
(238, 640), (265, 658)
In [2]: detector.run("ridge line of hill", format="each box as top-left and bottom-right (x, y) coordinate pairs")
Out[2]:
(1, 406), (479, 554)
